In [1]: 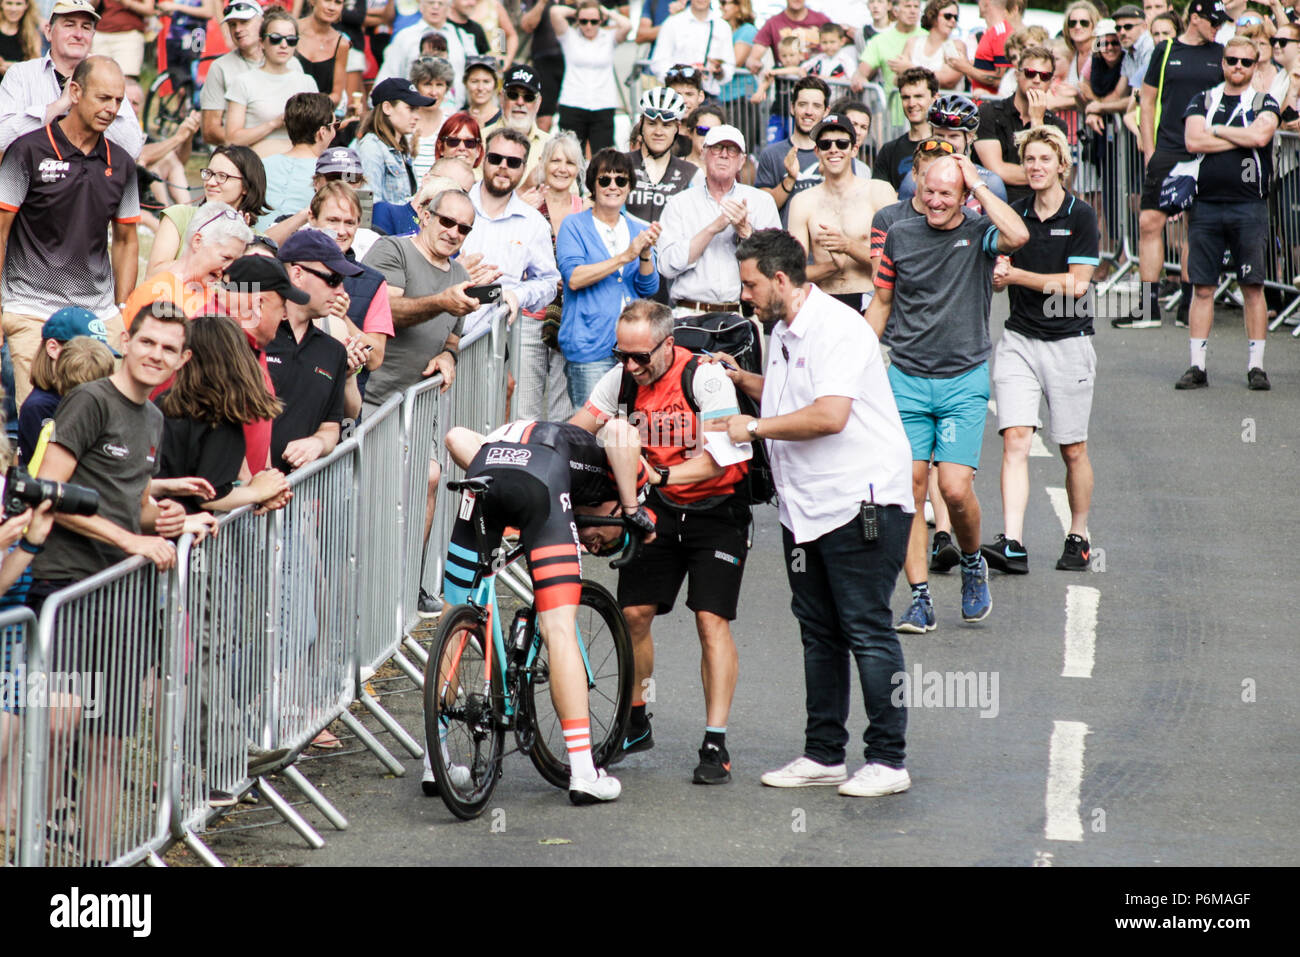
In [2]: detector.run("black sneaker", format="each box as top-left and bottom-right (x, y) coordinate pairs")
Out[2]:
(1111, 310), (1161, 329)
(929, 530), (960, 573)
(1056, 534), (1091, 571)
(693, 743), (732, 785)
(1248, 367), (1271, 391)
(608, 717), (654, 766)
(980, 534), (1028, 574)
(1175, 366), (1208, 390)
(1174, 309), (1188, 328)
(417, 588), (444, 619)
(209, 790), (238, 808)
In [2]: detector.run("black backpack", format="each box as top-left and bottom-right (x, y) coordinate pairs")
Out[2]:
(617, 313), (776, 506)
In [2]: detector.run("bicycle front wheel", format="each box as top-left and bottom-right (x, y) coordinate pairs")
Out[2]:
(523, 580), (633, 788)
(423, 605), (503, 820)
(142, 75), (194, 141)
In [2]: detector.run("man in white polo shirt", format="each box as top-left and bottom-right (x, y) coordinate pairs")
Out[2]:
(709, 228), (915, 798)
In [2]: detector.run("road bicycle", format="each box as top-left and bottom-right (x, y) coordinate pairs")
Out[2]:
(143, 43), (219, 144)
(423, 476), (641, 820)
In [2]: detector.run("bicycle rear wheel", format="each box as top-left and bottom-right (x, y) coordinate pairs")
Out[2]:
(423, 605), (503, 820)
(522, 580), (633, 788)
(143, 74), (194, 141)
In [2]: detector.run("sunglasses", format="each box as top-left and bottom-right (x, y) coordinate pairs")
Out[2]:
(1273, 36), (1296, 47)
(611, 335), (670, 366)
(1223, 55), (1257, 67)
(642, 108), (679, 122)
(917, 139), (955, 154)
(577, 16), (602, 24)
(941, 11), (958, 20)
(435, 212), (473, 236)
(200, 167), (243, 185)
(441, 135), (480, 149)
(265, 32), (299, 46)
(296, 264), (345, 287)
(1097, 38), (1119, 47)
(1068, 18), (1091, 27)
(695, 125), (715, 136)
(505, 87), (538, 103)
(1116, 22), (1140, 31)
(667, 66), (700, 79)
(597, 174), (629, 187)
(486, 151), (525, 169)
(816, 136), (853, 151)
(1237, 14), (1263, 26)
(928, 112), (968, 128)
(1022, 68), (1053, 81)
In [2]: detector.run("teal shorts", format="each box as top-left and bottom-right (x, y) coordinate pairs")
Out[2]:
(887, 362), (990, 469)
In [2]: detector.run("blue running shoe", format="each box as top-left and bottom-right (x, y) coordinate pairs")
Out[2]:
(895, 595), (936, 634)
(961, 556), (992, 622)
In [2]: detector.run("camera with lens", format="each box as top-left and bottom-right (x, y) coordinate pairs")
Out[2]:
(3, 466), (100, 519)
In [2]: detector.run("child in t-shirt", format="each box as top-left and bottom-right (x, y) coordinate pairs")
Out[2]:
(749, 35), (807, 104)
(802, 23), (857, 82)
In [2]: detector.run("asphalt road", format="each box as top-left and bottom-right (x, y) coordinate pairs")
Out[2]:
(197, 290), (1300, 868)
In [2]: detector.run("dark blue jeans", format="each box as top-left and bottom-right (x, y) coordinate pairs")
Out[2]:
(781, 505), (910, 768)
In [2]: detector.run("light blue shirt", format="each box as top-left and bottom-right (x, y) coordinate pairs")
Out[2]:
(258, 154), (318, 231)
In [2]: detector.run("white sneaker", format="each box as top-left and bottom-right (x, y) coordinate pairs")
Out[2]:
(568, 768), (621, 805)
(837, 763), (911, 797)
(422, 755), (471, 795)
(760, 756), (848, 788)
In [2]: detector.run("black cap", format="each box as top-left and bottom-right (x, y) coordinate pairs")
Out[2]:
(502, 63), (541, 94)
(812, 113), (857, 146)
(1111, 4), (1144, 20)
(223, 255), (311, 305)
(1187, 0), (1229, 25)
(278, 229), (364, 277)
(370, 77), (437, 108)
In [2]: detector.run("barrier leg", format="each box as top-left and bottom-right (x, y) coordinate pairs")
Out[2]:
(183, 830), (226, 867)
(390, 649), (424, 687)
(360, 691), (424, 759)
(402, 634), (428, 667)
(337, 709), (405, 777)
(256, 776), (325, 849)
(282, 764), (348, 831)
(147, 851), (167, 867)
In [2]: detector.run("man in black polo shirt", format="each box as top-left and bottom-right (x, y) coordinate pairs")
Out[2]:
(0, 54), (138, 405)
(973, 45), (1068, 208)
(982, 126), (1101, 576)
(269, 230), (365, 475)
(872, 66), (936, 190)
(1117, 0), (1225, 329)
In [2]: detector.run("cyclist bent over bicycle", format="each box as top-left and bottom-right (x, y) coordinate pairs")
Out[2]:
(437, 418), (654, 804)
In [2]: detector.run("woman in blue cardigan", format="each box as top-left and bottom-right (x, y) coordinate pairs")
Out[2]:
(557, 148), (662, 408)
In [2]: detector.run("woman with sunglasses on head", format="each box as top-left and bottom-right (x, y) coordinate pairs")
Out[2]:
(129, 201), (256, 319)
(550, 1), (632, 155)
(225, 6), (321, 157)
(355, 77), (437, 204)
(411, 56), (456, 181)
(556, 148), (660, 409)
(434, 110), (486, 178)
(147, 146), (271, 276)
(297, 0), (352, 105)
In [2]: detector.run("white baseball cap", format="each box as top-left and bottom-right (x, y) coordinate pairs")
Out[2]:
(221, 1), (262, 23)
(703, 124), (745, 151)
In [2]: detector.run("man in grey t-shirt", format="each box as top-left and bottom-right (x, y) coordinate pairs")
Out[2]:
(865, 154), (1028, 633)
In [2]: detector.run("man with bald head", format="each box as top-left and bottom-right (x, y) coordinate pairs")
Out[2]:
(0, 0), (144, 156)
(0, 54), (140, 404)
(865, 153), (1028, 631)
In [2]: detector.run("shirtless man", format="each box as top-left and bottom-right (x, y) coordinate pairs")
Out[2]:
(787, 113), (898, 311)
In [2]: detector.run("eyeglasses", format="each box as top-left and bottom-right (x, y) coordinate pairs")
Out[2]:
(486, 151), (525, 169)
(577, 17), (602, 25)
(1273, 37), (1296, 47)
(596, 174), (629, 187)
(434, 212), (473, 236)
(1021, 67), (1053, 81)
(611, 335), (670, 366)
(200, 167), (244, 185)
(296, 264), (345, 287)
(504, 87), (537, 103)
(816, 136), (853, 151)
(440, 135), (480, 149)
(1067, 18), (1091, 28)
(706, 143), (741, 155)
(191, 207), (242, 234)
(1223, 55), (1257, 67)
(917, 139), (956, 154)
(265, 33), (299, 46)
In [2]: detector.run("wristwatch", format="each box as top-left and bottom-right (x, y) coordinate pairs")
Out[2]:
(746, 419), (761, 440)
(653, 464), (670, 486)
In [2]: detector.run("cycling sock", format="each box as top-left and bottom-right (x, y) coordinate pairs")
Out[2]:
(704, 727), (726, 749)
(911, 581), (930, 602)
(563, 719), (597, 781)
(1248, 339), (1265, 371)
(630, 702), (647, 730)
(960, 550), (982, 572)
(1191, 338), (1208, 370)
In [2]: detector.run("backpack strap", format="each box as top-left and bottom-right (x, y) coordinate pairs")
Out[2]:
(617, 368), (638, 415)
(1153, 39), (1175, 132)
(679, 356), (701, 416)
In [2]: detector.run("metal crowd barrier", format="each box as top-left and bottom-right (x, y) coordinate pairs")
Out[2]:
(1267, 131), (1300, 333)
(11, 302), (515, 866)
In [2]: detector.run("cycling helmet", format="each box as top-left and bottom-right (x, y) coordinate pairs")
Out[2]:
(639, 86), (687, 122)
(928, 94), (981, 132)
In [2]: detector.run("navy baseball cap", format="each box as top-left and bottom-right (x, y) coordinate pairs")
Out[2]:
(812, 113), (857, 146)
(1187, 0), (1229, 25)
(370, 77), (437, 108)
(278, 229), (364, 278)
(43, 306), (120, 356)
(503, 63), (542, 94)
(222, 255), (311, 305)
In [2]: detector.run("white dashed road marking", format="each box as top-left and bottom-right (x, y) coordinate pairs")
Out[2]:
(1045, 720), (1089, 842)
(1062, 585), (1101, 679)
(1044, 486), (1072, 536)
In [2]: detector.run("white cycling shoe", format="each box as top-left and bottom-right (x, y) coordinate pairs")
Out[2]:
(568, 768), (621, 805)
